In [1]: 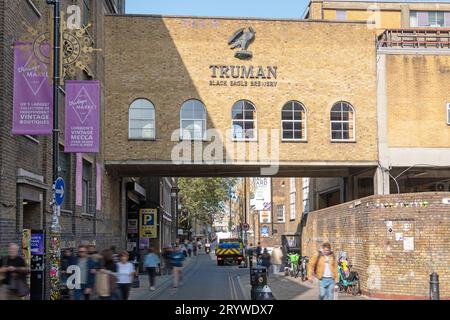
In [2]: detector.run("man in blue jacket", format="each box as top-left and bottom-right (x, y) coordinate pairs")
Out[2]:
(73, 245), (98, 300)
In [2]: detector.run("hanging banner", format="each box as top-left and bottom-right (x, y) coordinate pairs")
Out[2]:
(64, 80), (100, 153)
(12, 42), (53, 135)
(139, 208), (158, 239)
(75, 153), (83, 206)
(252, 177), (272, 211)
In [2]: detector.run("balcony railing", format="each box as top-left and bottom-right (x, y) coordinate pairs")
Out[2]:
(378, 28), (450, 49)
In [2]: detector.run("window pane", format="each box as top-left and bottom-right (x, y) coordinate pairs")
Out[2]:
(283, 122), (293, 130)
(332, 122), (342, 131)
(331, 111), (342, 121)
(232, 109), (243, 120)
(244, 110), (254, 120)
(233, 122), (244, 139)
(293, 110), (302, 120)
(244, 101), (255, 111)
(294, 130), (302, 140)
(283, 130), (293, 139)
(332, 131), (342, 140)
(282, 110), (292, 120)
(245, 128), (254, 139)
(293, 122), (301, 131)
(342, 131), (350, 140)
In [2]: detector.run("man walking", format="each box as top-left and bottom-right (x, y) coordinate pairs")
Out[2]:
(73, 245), (96, 300)
(169, 241), (185, 288)
(307, 242), (338, 300)
(0, 243), (29, 300)
(270, 246), (283, 275)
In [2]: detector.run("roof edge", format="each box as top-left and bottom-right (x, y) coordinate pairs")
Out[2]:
(105, 13), (371, 25)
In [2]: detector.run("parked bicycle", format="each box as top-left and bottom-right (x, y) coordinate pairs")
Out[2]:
(284, 252), (300, 277)
(295, 256), (309, 281)
(337, 258), (360, 295)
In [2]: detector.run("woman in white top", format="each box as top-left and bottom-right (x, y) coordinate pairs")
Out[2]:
(116, 251), (135, 300)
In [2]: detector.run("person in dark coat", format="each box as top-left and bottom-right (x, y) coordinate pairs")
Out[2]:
(261, 248), (272, 275)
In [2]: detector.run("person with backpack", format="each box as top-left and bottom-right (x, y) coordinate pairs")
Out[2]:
(307, 242), (339, 300)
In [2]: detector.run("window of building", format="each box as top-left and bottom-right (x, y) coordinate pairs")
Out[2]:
(180, 99), (207, 140)
(290, 178), (296, 221)
(281, 101), (306, 141)
(410, 11), (450, 27)
(336, 10), (347, 21)
(447, 103), (450, 125)
(82, 160), (92, 214)
(232, 100), (257, 141)
(277, 205), (285, 223)
(59, 146), (71, 211)
(330, 101), (355, 141)
(129, 99), (155, 140)
(83, 0), (91, 26)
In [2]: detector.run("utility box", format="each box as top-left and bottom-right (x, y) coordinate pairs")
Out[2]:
(250, 266), (267, 300)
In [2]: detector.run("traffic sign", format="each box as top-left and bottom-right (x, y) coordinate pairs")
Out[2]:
(54, 177), (65, 206)
(242, 223), (250, 231)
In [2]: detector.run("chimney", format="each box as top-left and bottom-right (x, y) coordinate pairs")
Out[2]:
(309, 0), (324, 20)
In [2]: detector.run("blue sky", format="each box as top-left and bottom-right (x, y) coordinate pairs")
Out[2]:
(125, 0), (311, 19)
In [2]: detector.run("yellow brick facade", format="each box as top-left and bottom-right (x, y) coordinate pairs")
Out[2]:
(104, 16), (378, 164)
(386, 55), (450, 148)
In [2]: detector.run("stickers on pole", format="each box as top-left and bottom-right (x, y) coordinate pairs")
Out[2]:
(64, 80), (100, 153)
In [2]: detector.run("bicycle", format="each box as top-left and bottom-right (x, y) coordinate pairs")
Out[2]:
(295, 256), (309, 281)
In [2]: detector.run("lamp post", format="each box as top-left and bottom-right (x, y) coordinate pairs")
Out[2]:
(171, 186), (179, 243)
(47, 0), (61, 301)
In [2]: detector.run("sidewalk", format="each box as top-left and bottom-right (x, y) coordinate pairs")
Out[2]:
(239, 271), (370, 300)
(129, 254), (197, 300)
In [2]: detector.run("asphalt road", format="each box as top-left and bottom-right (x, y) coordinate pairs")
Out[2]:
(154, 252), (249, 300)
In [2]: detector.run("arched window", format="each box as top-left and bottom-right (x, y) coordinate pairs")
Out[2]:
(180, 99), (207, 140)
(330, 101), (355, 141)
(281, 101), (306, 141)
(232, 100), (257, 141)
(128, 99), (155, 139)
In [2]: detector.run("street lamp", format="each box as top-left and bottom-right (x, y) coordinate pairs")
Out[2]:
(171, 186), (179, 243)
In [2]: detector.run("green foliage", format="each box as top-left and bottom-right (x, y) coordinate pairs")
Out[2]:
(178, 177), (237, 225)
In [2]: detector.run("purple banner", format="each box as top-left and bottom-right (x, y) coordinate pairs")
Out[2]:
(76, 153), (82, 206)
(64, 80), (100, 153)
(12, 42), (53, 135)
(96, 163), (102, 211)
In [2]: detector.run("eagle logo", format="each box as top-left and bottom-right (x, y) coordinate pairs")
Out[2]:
(228, 26), (256, 60)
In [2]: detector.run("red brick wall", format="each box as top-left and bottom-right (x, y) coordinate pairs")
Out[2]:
(302, 192), (450, 299)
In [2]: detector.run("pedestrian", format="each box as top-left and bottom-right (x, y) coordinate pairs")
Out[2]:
(144, 248), (160, 291)
(169, 242), (185, 288)
(0, 243), (30, 300)
(61, 248), (75, 300)
(192, 241), (198, 256)
(110, 246), (119, 263)
(116, 251), (135, 300)
(256, 242), (262, 265)
(307, 242), (339, 300)
(73, 245), (97, 300)
(246, 243), (254, 267)
(270, 246), (283, 275)
(187, 241), (193, 257)
(95, 249), (118, 300)
(162, 247), (173, 275)
(261, 248), (271, 275)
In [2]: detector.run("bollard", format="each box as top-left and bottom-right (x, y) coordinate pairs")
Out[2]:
(430, 272), (439, 300)
(250, 266), (267, 300)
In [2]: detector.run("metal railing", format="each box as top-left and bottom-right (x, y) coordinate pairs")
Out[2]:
(378, 28), (450, 49)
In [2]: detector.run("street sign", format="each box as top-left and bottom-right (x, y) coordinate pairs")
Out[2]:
(54, 177), (65, 206)
(242, 223), (250, 231)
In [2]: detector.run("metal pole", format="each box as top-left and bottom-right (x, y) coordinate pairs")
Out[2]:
(47, 0), (61, 301)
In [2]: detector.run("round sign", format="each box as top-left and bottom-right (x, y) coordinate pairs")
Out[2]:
(54, 177), (65, 206)
(242, 223), (250, 231)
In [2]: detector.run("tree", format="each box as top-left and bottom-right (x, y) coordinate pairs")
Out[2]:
(178, 178), (237, 228)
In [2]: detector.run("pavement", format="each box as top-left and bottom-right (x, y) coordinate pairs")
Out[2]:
(130, 252), (370, 300)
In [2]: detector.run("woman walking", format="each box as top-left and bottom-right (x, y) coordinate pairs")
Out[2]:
(96, 249), (118, 300)
(116, 251), (135, 300)
(144, 248), (160, 291)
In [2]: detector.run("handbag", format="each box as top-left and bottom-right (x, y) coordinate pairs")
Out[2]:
(132, 274), (140, 288)
(10, 276), (30, 297)
(95, 271), (111, 297)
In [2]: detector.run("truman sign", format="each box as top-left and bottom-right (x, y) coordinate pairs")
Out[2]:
(209, 65), (278, 87)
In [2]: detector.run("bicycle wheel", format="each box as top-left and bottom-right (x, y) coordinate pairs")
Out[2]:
(352, 279), (361, 296)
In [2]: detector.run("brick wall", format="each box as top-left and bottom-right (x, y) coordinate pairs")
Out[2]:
(302, 192), (450, 299)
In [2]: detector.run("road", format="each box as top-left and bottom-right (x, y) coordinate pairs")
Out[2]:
(154, 252), (249, 300)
